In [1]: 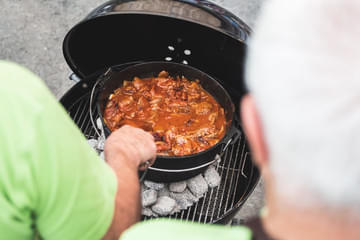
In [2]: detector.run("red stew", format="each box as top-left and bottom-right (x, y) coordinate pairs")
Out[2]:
(104, 71), (226, 156)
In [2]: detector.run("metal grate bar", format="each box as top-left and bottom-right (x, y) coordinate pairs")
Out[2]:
(78, 102), (91, 133)
(191, 201), (200, 222)
(83, 105), (95, 136)
(83, 102), (98, 138)
(186, 205), (191, 220)
(71, 97), (86, 123)
(216, 143), (236, 218)
(76, 98), (90, 130)
(197, 191), (208, 223)
(223, 139), (241, 212)
(209, 147), (229, 222)
(230, 139), (243, 208)
(230, 140), (248, 209)
(202, 184), (216, 223)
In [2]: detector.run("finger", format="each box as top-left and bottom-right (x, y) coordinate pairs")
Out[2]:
(109, 124), (157, 164)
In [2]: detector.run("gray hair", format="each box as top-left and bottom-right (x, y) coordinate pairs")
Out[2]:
(246, 0), (360, 211)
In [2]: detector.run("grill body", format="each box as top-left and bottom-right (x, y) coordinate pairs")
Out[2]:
(60, 0), (260, 224)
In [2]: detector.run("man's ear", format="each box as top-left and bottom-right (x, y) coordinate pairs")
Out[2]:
(241, 94), (268, 168)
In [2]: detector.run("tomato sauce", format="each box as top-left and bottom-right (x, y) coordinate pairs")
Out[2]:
(104, 71), (226, 156)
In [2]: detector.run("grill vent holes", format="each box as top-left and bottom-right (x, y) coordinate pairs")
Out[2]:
(184, 49), (191, 55)
(165, 46), (174, 61)
(166, 42), (191, 65)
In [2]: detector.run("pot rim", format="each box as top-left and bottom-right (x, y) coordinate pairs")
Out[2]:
(96, 61), (237, 160)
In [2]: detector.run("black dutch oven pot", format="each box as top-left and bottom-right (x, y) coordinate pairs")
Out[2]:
(95, 61), (241, 182)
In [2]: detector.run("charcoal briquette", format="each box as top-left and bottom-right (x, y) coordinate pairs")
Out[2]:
(151, 196), (176, 216)
(204, 166), (221, 188)
(142, 189), (158, 207)
(144, 180), (165, 191)
(169, 181), (187, 193)
(187, 174), (208, 197)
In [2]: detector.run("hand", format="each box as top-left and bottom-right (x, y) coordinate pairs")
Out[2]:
(104, 125), (156, 171)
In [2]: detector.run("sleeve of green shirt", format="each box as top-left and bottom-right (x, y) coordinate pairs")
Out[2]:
(0, 61), (117, 239)
(121, 219), (252, 240)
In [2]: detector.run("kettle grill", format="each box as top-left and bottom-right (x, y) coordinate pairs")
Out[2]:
(60, 0), (260, 224)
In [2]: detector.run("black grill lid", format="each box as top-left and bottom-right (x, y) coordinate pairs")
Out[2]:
(63, 0), (250, 85)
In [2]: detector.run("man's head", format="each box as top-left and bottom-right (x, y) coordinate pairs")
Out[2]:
(242, 0), (360, 214)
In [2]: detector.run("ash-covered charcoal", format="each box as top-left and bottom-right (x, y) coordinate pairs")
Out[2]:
(151, 196), (176, 216)
(97, 138), (105, 151)
(88, 139), (98, 149)
(158, 186), (170, 197)
(144, 180), (165, 191)
(139, 157), (222, 217)
(170, 189), (199, 210)
(142, 189), (158, 207)
(204, 166), (221, 188)
(172, 196), (192, 210)
(169, 181), (187, 193)
(141, 183), (149, 192)
(170, 203), (181, 215)
(142, 208), (158, 217)
(187, 174), (208, 198)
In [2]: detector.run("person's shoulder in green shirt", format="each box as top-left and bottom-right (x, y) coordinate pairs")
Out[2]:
(0, 61), (117, 239)
(121, 219), (252, 240)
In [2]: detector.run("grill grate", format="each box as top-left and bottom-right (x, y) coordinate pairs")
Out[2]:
(66, 91), (253, 224)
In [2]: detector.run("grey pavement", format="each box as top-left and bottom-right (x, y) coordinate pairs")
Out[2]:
(0, 0), (265, 222)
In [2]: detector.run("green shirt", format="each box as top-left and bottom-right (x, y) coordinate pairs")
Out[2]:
(0, 61), (117, 239)
(121, 219), (252, 240)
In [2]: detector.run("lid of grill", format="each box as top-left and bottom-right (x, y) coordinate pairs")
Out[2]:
(62, 0), (250, 80)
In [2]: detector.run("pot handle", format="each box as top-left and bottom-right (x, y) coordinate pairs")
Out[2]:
(147, 155), (222, 173)
(219, 125), (242, 157)
(89, 68), (113, 138)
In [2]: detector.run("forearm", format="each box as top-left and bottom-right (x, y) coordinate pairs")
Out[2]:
(102, 125), (156, 239)
(103, 160), (141, 239)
